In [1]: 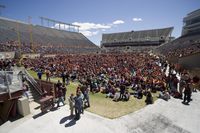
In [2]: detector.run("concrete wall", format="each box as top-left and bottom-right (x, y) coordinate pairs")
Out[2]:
(17, 97), (30, 116)
(0, 52), (15, 59)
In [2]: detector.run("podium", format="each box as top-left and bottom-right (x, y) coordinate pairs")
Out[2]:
(39, 96), (54, 113)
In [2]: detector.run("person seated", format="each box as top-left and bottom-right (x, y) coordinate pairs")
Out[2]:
(100, 86), (106, 93)
(90, 81), (98, 93)
(159, 90), (170, 101)
(134, 88), (143, 99)
(113, 89), (120, 102)
(173, 91), (182, 99)
(119, 84), (126, 100)
(101, 84), (110, 94)
(131, 82), (137, 91)
(145, 90), (153, 105)
(123, 90), (130, 101)
(106, 86), (116, 98)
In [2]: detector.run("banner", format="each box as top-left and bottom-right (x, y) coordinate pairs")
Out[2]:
(43, 54), (56, 58)
(22, 54), (40, 59)
(0, 52), (15, 59)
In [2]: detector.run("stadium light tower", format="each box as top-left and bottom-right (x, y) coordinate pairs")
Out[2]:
(28, 16), (34, 53)
(0, 5), (6, 16)
(16, 22), (22, 57)
(39, 16), (80, 32)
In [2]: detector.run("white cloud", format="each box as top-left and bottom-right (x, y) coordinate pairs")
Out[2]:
(72, 22), (114, 37)
(72, 22), (111, 31)
(80, 30), (99, 37)
(112, 20), (124, 25)
(52, 20), (124, 37)
(132, 18), (143, 22)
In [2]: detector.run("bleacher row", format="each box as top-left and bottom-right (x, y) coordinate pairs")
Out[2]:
(102, 27), (173, 44)
(157, 34), (200, 53)
(155, 33), (200, 58)
(0, 17), (100, 53)
(104, 46), (156, 52)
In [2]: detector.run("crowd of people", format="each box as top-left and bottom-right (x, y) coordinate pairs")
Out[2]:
(0, 41), (199, 119)
(0, 41), (98, 54)
(1, 41), (198, 119)
(53, 79), (88, 120)
(22, 52), (199, 111)
(156, 35), (200, 59)
(0, 58), (15, 71)
(0, 45), (198, 120)
(0, 41), (33, 53)
(164, 42), (200, 58)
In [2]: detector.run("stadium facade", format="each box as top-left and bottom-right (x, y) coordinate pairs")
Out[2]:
(101, 27), (173, 52)
(182, 9), (200, 36)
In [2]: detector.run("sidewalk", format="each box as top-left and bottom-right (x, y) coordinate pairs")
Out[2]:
(0, 92), (200, 133)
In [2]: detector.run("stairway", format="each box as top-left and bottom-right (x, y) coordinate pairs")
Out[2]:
(19, 70), (43, 103)
(26, 85), (41, 102)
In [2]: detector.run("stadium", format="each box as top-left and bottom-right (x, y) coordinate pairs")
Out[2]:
(101, 27), (174, 52)
(0, 1), (200, 133)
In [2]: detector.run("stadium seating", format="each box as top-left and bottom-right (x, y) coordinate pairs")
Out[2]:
(102, 27), (173, 44)
(155, 33), (200, 58)
(0, 17), (100, 54)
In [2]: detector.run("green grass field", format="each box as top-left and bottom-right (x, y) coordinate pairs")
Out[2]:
(28, 70), (158, 119)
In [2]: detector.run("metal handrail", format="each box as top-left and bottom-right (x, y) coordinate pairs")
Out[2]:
(23, 69), (43, 96)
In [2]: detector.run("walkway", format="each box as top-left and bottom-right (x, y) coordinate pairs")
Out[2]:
(0, 92), (200, 133)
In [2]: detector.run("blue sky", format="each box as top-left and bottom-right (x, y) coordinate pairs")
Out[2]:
(0, 0), (200, 46)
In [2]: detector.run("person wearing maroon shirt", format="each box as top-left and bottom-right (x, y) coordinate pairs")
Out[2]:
(183, 79), (192, 105)
(56, 80), (65, 107)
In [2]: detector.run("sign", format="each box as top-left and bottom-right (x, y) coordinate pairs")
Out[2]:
(22, 54), (40, 59)
(0, 52), (15, 59)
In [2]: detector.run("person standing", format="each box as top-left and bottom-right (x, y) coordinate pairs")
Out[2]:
(74, 91), (83, 120)
(61, 71), (66, 84)
(56, 81), (65, 107)
(56, 80), (62, 88)
(61, 84), (67, 101)
(22, 80), (29, 99)
(45, 69), (51, 82)
(68, 93), (75, 116)
(83, 87), (90, 107)
(37, 69), (43, 80)
(183, 80), (192, 104)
